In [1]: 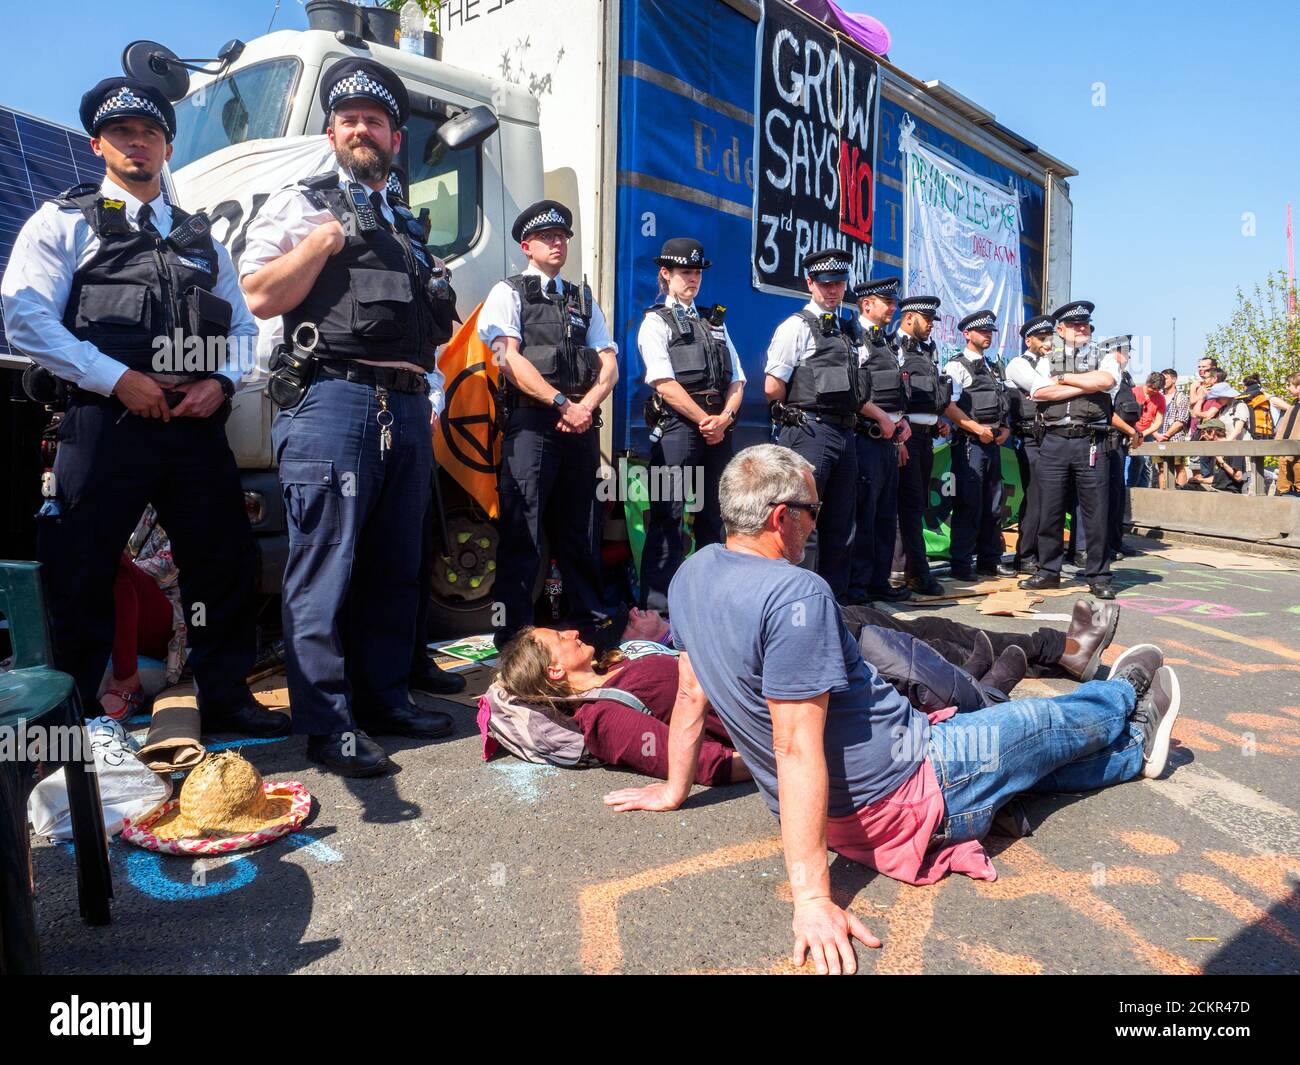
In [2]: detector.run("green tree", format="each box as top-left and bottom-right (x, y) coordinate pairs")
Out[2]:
(1203, 268), (1300, 395)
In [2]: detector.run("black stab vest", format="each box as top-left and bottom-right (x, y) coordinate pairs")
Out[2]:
(283, 174), (452, 370)
(862, 324), (905, 412)
(1006, 352), (1042, 428)
(954, 354), (1009, 426)
(506, 274), (599, 398)
(56, 184), (230, 375)
(785, 310), (865, 415)
(645, 304), (732, 395)
(1040, 344), (1113, 426)
(1114, 369), (1141, 425)
(897, 333), (950, 415)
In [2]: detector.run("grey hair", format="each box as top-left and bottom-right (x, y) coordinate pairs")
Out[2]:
(719, 444), (815, 536)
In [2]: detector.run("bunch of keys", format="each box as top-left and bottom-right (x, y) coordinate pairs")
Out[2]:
(1088, 438), (1098, 467)
(376, 386), (394, 461)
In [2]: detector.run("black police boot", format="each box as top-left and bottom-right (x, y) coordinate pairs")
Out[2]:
(202, 693), (292, 738)
(869, 585), (912, 602)
(1019, 571), (1061, 590)
(1088, 581), (1117, 601)
(359, 700), (455, 739)
(839, 590), (872, 607)
(976, 562), (1018, 578)
(410, 657), (467, 695)
(907, 576), (946, 597)
(306, 730), (392, 778)
(948, 566), (977, 581)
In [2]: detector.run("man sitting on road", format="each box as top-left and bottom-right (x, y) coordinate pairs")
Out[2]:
(604, 444), (1181, 975)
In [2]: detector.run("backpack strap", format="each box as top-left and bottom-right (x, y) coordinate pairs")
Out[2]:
(570, 687), (652, 715)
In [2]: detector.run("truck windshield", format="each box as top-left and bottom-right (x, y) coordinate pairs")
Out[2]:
(401, 109), (482, 260)
(170, 58), (301, 172)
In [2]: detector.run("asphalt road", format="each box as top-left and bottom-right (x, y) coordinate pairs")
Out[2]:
(29, 539), (1300, 974)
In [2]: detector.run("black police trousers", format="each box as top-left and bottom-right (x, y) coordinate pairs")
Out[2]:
(640, 413), (733, 613)
(895, 426), (936, 582)
(495, 405), (604, 648)
(1013, 434), (1042, 569)
(948, 432), (1005, 571)
(849, 432), (899, 598)
(1034, 431), (1112, 581)
(776, 416), (857, 599)
(37, 393), (255, 714)
(1105, 443), (1127, 557)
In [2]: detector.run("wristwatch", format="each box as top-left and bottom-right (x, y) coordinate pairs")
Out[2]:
(216, 375), (236, 402)
(552, 392), (568, 408)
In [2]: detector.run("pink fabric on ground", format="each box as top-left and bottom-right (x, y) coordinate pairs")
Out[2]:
(825, 706), (996, 886)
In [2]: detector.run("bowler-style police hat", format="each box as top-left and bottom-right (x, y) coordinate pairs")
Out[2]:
(1052, 299), (1095, 324)
(80, 78), (176, 142)
(320, 57), (409, 128)
(1020, 315), (1055, 339)
(898, 295), (941, 317)
(654, 237), (711, 269)
(958, 310), (998, 333)
(511, 199), (574, 244)
(804, 248), (852, 281)
(852, 277), (900, 302)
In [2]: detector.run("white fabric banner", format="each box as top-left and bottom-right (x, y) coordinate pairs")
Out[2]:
(899, 116), (1023, 363)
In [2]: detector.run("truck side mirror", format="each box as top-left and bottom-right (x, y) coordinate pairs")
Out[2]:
(436, 106), (498, 152)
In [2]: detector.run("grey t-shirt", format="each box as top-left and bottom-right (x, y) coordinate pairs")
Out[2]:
(668, 544), (927, 817)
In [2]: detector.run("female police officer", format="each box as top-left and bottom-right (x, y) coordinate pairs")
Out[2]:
(637, 237), (745, 612)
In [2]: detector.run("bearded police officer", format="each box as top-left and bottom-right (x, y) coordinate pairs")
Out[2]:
(1019, 301), (1122, 600)
(1005, 314), (1056, 575)
(637, 237), (744, 613)
(944, 311), (1016, 580)
(0, 78), (283, 735)
(846, 276), (912, 604)
(479, 199), (619, 650)
(763, 248), (890, 598)
(1104, 335), (1141, 562)
(890, 295), (951, 596)
(241, 58), (461, 776)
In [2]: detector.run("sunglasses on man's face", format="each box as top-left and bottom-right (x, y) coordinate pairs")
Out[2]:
(771, 499), (823, 519)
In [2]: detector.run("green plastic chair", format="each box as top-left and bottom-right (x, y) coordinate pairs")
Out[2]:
(0, 560), (113, 974)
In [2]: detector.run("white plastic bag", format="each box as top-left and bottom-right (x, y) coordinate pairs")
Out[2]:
(27, 716), (172, 840)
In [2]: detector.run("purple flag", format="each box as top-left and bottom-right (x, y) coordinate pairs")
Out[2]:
(791, 0), (892, 57)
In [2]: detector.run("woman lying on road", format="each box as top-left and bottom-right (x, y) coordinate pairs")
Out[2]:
(490, 627), (749, 785)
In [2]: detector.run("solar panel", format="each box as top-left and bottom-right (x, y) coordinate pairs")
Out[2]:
(0, 106), (103, 358)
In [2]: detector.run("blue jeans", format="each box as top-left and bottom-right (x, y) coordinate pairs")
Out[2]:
(928, 679), (1142, 843)
(273, 375), (432, 735)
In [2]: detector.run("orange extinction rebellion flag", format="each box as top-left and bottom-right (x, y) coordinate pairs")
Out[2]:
(434, 301), (502, 518)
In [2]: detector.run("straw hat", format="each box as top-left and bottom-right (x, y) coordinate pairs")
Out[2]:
(123, 751), (310, 855)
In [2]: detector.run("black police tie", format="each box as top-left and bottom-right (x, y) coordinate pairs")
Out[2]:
(137, 203), (160, 238)
(546, 278), (561, 299)
(370, 190), (393, 233)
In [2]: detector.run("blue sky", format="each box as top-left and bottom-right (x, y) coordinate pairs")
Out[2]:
(2, 0), (1295, 375)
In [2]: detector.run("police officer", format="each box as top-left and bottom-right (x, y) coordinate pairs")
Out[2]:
(944, 311), (1016, 580)
(1019, 301), (1122, 600)
(1105, 335), (1142, 562)
(1005, 314), (1056, 575)
(846, 276), (912, 604)
(478, 199), (619, 650)
(241, 58), (460, 776)
(892, 295), (951, 596)
(0, 78), (283, 735)
(763, 248), (891, 598)
(637, 237), (744, 612)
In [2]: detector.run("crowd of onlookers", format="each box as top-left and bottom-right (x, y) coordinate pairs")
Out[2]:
(1126, 357), (1300, 495)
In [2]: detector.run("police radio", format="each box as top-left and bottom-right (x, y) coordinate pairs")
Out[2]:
(168, 212), (211, 250)
(345, 181), (380, 233)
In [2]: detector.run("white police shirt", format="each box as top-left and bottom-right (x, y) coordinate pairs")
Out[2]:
(1005, 350), (1048, 398)
(638, 294), (745, 387)
(1, 176), (256, 396)
(764, 301), (865, 383)
(477, 263), (617, 362)
(240, 166), (446, 415)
